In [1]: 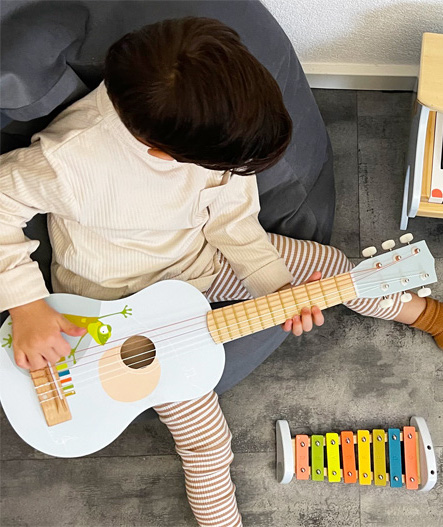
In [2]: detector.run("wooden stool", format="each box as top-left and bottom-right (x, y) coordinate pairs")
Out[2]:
(401, 33), (443, 229)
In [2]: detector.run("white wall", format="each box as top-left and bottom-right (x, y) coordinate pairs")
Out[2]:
(261, 0), (443, 89)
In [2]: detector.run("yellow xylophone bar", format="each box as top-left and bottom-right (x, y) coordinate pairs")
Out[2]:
(276, 417), (437, 491)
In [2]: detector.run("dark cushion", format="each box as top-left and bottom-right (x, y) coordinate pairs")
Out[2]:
(0, 0), (335, 395)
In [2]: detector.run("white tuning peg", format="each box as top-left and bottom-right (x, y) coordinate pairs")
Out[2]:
(362, 246), (377, 258)
(400, 292), (413, 303)
(417, 287), (432, 297)
(379, 297), (394, 309)
(381, 239), (395, 251)
(399, 233), (414, 244)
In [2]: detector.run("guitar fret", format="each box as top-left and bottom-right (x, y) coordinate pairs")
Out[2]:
(319, 277), (339, 306)
(264, 293), (278, 325)
(231, 303), (248, 338)
(236, 301), (254, 337)
(211, 311), (223, 344)
(288, 288), (301, 317)
(252, 297), (267, 330)
(268, 293), (283, 325)
(332, 275), (344, 303)
(334, 273), (357, 303)
(243, 300), (262, 333)
(221, 305), (236, 342)
(293, 284), (309, 313)
(318, 279), (329, 308)
(305, 281), (327, 310)
(254, 297), (273, 330)
(214, 309), (229, 343)
(278, 289), (296, 320)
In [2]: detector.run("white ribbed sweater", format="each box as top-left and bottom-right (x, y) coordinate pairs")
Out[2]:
(0, 81), (293, 311)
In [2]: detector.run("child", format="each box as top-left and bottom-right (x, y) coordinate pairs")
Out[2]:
(0, 17), (441, 527)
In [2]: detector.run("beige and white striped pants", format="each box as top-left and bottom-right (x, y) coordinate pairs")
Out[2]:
(153, 235), (404, 527)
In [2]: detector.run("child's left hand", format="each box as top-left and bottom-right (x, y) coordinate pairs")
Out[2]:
(278, 271), (324, 336)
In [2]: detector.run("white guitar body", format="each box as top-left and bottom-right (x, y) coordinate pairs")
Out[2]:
(0, 280), (225, 458)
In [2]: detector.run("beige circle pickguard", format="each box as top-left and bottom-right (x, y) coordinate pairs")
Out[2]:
(98, 346), (161, 402)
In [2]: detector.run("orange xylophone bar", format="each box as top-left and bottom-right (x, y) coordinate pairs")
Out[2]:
(276, 416), (437, 491)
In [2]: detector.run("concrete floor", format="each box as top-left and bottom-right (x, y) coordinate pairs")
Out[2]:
(1, 90), (442, 526)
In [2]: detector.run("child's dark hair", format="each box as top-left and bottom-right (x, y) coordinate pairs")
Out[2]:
(103, 17), (292, 175)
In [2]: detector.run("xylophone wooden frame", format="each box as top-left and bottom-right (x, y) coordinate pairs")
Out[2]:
(276, 416), (437, 491)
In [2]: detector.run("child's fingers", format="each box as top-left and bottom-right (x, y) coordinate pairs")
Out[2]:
(282, 319), (292, 332)
(281, 301), (324, 335)
(292, 315), (303, 336)
(311, 306), (324, 326)
(28, 353), (48, 371)
(43, 347), (64, 365)
(306, 271), (322, 283)
(14, 350), (31, 370)
(300, 308), (313, 332)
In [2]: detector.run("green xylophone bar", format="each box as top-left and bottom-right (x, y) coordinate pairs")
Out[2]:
(276, 416), (437, 491)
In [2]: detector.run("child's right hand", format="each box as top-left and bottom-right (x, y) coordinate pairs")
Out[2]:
(9, 299), (87, 371)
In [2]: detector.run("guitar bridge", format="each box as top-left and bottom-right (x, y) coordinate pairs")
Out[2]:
(30, 365), (72, 427)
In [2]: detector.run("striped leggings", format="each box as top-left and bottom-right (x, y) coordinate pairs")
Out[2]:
(153, 235), (404, 526)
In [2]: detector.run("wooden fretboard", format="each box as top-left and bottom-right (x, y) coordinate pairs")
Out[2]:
(206, 272), (356, 344)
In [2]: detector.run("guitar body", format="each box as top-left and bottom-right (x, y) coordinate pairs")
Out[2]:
(0, 280), (225, 458)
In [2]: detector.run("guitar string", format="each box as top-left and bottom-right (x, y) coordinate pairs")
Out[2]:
(56, 253), (418, 366)
(34, 269), (423, 399)
(35, 279), (370, 398)
(35, 272), (418, 405)
(33, 262), (422, 396)
(67, 263), (398, 357)
(36, 288), (420, 405)
(35, 266), (390, 387)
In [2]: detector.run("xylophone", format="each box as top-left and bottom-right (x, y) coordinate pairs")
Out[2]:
(276, 417), (437, 491)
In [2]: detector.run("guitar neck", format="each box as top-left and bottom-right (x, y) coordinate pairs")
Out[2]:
(207, 272), (356, 344)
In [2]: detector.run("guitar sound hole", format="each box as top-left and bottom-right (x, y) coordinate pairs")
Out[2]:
(120, 335), (156, 370)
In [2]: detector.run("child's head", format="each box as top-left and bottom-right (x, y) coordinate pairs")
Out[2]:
(103, 17), (292, 175)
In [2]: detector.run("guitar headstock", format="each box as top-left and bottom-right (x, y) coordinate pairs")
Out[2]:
(351, 235), (437, 301)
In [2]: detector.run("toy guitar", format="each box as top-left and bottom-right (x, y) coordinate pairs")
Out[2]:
(0, 234), (437, 458)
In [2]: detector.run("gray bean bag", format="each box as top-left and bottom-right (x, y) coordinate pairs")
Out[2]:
(0, 0), (334, 395)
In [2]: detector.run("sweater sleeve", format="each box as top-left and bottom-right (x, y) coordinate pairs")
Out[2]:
(203, 174), (294, 297)
(0, 141), (77, 311)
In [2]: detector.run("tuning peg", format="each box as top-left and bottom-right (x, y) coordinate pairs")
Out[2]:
(417, 287), (432, 297)
(399, 233), (414, 244)
(362, 246), (377, 258)
(400, 292), (413, 303)
(381, 239), (395, 251)
(379, 297), (394, 309)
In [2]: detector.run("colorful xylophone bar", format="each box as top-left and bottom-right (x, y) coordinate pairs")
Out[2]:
(276, 416), (437, 491)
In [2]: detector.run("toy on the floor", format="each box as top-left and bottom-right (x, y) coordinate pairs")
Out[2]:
(276, 416), (437, 491)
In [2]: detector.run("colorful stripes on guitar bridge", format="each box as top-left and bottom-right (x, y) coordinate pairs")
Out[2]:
(55, 362), (76, 397)
(276, 417), (437, 491)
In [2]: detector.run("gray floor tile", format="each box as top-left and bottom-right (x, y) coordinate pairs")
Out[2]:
(313, 89), (360, 257)
(0, 452), (360, 527)
(1, 455), (194, 527)
(235, 453), (360, 527)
